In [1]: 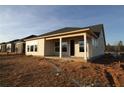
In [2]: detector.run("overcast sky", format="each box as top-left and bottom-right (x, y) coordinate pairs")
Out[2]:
(0, 5), (124, 44)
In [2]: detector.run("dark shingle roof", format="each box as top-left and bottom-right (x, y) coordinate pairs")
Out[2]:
(22, 35), (37, 40)
(39, 24), (106, 46)
(39, 24), (103, 37)
(0, 42), (6, 45)
(40, 27), (83, 37)
(7, 39), (20, 43)
(89, 24), (104, 37)
(17, 35), (38, 42)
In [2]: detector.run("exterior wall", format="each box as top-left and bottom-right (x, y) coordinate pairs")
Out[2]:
(25, 38), (45, 56)
(87, 38), (92, 59)
(6, 43), (16, 53)
(91, 30), (105, 58)
(0, 45), (1, 52)
(1, 44), (6, 52)
(1, 45), (6, 52)
(7, 43), (12, 52)
(15, 42), (25, 54)
(11, 43), (16, 52)
(45, 39), (56, 56)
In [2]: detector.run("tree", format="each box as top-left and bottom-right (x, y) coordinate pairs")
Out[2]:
(117, 41), (123, 53)
(106, 43), (111, 52)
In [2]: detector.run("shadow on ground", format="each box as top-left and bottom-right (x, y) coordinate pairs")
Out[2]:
(91, 54), (124, 65)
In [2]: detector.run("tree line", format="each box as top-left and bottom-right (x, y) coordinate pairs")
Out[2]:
(106, 41), (124, 52)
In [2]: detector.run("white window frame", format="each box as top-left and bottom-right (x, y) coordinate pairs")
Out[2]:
(79, 40), (84, 52)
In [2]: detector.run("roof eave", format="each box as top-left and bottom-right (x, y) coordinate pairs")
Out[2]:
(24, 28), (90, 41)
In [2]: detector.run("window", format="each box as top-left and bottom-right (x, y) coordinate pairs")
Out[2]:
(27, 45), (38, 52)
(62, 42), (67, 52)
(55, 42), (59, 52)
(27, 45), (30, 52)
(30, 45), (34, 52)
(35, 45), (37, 52)
(79, 40), (84, 52)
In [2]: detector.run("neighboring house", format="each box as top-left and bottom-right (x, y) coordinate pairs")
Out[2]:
(25, 24), (106, 61)
(6, 42), (12, 53)
(0, 35), (37, 54)
(0, 44), (1, 52)
(0, 43), (7, 52)
(15, 35), (37, 54)
(6, 39), (20, 53)
(15, 39), (25, 54)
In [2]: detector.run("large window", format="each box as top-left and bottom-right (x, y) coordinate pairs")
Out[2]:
(27, 45), (38, 52)
(30, 45), (34, 52)
(79, 40), (84, 52)
(62, 42), (67, 52)
(27, 45), (30, 52)
(55, 42), (68, 52)
(35, 45), (37, 52)
(55, 42), (59, 52)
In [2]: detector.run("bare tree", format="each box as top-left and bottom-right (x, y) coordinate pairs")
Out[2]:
(114, 41), (123, 66)
(117, 41), (123, 55)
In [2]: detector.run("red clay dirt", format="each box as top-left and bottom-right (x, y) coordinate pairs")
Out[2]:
(0, 54), (124, 87)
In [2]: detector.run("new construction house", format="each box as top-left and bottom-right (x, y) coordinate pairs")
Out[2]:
(6, 39), (20, 53)
(25, 24), (106, 61)
(15, 35), (37, 54)
(0, 43), (7, 52)
(0, 35), (37, 54)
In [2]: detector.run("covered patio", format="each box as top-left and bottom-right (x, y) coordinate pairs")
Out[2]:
(44, 33), (91, 61)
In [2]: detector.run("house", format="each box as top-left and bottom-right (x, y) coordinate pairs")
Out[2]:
(6, 39), (20, 53)
(0, 43), (7, 52)
(25, 24), (106, 61)
(15, 39), (25, 54)
(6, 42), (11, 53)
(15, 35), (37, 54)
(0, 44), (1, 52)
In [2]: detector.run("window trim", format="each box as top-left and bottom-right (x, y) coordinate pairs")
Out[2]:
(30, 45), (34, 52)
(27, 45), (30, 52)
(79, 40), (84, 52)
(27, 45), (38, 52)
(34, 45), (38, 52)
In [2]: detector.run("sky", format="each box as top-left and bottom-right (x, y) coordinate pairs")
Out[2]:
(0, 5), (124, 44)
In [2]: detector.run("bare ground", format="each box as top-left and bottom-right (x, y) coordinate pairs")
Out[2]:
(0, 54), (124, 87)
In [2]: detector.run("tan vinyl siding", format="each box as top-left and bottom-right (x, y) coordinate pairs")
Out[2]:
(26, 38), (45, 56)
(15, 42), (25, 54)
(91, 30), (105, 57)
(0, 45), (1, 52)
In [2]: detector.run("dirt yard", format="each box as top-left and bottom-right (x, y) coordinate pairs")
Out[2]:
(0, 54), (124, 87)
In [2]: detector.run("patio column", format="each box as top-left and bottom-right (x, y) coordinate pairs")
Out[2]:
(84, 33), (87, 61)
(59, 37), (62, 58)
